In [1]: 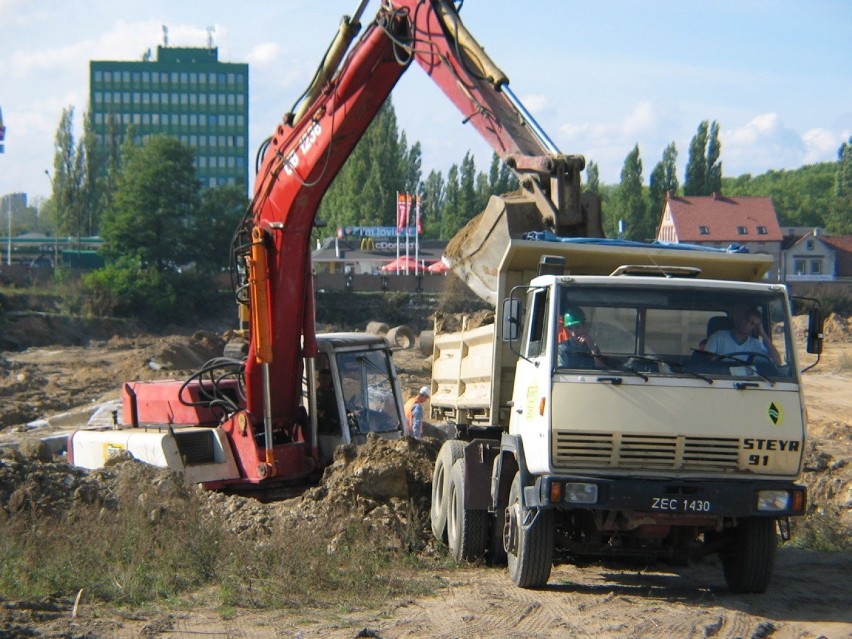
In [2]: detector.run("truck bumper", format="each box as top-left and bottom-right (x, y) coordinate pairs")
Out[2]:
(525, 475), (806, 519)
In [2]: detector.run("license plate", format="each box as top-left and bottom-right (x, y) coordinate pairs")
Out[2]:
(650, 497), (712, 513)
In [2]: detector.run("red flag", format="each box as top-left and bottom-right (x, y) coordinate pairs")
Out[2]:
(396, 193), (409, 232)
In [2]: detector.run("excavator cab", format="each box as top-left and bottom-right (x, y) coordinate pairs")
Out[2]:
(306, 334), (406, 463)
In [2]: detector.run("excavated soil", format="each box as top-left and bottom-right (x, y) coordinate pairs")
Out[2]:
(0, 312), (850, 638)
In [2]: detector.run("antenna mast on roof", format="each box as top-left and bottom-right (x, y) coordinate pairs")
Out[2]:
(207, 26), (215, 49)
(162, 25), (169, 47)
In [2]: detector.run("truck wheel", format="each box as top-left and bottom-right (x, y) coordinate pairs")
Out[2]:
(506, 472), (553, 588)
(430, 440), (467, 543)
(721, 518), (777, 594)
(447, 460), (489, 561)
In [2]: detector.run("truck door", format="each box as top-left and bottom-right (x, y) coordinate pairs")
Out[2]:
(509, 287), (553, 472)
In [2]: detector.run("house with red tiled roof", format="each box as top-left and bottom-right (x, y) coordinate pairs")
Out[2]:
(780, 230), (852, 282)
(656, 193), (783, 279)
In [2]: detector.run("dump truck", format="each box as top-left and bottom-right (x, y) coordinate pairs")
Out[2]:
(429, 233), (824, 593)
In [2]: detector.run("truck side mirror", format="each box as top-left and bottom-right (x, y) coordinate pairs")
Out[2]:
(502, 298), (521, 342)
(806, 308), (823, 354)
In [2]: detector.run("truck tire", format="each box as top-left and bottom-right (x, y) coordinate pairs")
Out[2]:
(447, 459), (489, 561)
(721, 518), (777, 594)
(430, 440), (467, 543)
(506, 472), (553, 588)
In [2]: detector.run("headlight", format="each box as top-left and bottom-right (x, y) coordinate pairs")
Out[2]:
(564, 482), (598, 504)
(757, 490), (790, 511)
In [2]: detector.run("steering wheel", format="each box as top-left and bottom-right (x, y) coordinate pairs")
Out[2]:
(718, 351), (780, 376)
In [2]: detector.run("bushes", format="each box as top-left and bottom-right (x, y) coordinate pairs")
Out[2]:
(83, 256), (222, 330)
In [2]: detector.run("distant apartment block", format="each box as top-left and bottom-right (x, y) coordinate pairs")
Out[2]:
(89, 46), (249, 191)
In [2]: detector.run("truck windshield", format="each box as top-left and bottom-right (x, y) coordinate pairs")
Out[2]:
(336, 350), (402, 434)
(554, 284), (796, 382)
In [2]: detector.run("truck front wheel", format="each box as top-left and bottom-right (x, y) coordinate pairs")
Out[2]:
(506, 472), (553, 588)
(447, 459), (489, 561)
(721, 518), (777, 594)
(430, 440), (466, 543)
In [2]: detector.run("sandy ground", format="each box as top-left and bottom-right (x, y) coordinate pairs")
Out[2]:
(1, 330), (850, 639)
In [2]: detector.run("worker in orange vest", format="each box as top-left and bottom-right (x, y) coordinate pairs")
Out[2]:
(404, 386), (430, 438)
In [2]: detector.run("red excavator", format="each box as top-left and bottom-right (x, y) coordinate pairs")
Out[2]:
(69, 0), (601, 490)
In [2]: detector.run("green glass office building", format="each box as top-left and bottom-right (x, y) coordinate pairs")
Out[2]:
(90, 46), (249, 192)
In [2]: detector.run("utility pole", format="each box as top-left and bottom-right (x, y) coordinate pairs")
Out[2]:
(4, 196), (10, 266)
(1, 105), (8, 265)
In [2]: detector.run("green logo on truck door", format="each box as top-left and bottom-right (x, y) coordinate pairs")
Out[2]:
(768, 402), (783, 425)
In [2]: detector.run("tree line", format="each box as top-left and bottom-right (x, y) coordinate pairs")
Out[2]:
(23, 98), (852, 326)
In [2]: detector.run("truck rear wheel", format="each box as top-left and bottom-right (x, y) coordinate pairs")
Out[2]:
(430, 440), (467, 543)
(506, 472), (553, 588)
(447, 459), (489, 561)
(721, 518), (777, 594)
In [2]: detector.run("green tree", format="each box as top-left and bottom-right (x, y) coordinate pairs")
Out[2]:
(195, 184), (250, 270)
(458, 152), (478, 226)
(441, 164), (462, 239)
(827, 137), (852, 233)
(585, 161), (600, 194)
(706, 121), (722, 194)
(613, 144), (648, 240)
(49, 107), (88, 238)
(684, 121), (709, 196)
(722, 163), (836, 228)
(100, 135), (200, 270)
(649, 141), (679, 223)
(422, 169), (445, 239)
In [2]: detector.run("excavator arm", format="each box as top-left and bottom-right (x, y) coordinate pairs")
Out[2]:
(238, 0), (601, 474)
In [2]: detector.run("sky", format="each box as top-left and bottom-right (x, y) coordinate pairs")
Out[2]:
(1, 0), (850, 205)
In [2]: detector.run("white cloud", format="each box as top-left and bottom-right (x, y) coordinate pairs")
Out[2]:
(247, 43), (282, 66)
(519, 93), (552, 115)
(723, 113), (845, 175)
(801, 127), (848, 165)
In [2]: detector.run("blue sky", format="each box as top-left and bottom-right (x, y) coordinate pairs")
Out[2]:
(1, 0), (849, 204)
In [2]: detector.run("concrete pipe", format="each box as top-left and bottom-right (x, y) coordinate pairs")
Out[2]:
(419, 330), (434, 357)
(366, 321), (390, 335)
(386, 325), (416, 349)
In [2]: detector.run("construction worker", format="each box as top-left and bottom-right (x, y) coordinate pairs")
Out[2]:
(404, 386), (430, 438)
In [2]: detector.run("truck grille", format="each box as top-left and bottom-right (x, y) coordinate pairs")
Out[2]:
(552, 431), (739, 472)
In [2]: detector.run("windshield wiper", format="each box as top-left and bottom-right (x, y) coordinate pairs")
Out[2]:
(667, 360), (713, 384)
(624, 354), (714, 384)
(709, 354), (774, 385)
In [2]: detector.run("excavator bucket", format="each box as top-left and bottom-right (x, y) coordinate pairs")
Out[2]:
(444, 190), (602, 306)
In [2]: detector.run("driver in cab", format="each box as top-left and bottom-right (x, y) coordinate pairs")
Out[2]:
(705, 306), (782, 366)
(557, 306), (605, 369)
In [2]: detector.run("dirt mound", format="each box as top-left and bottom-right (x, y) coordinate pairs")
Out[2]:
(791, 312), (851, 343)
(0, 448), (196, 521)
(290, 434), (442, 552)
(143, 331), (226, 371)
(0, 433), (444, 556)
(433, 309), (494, 333)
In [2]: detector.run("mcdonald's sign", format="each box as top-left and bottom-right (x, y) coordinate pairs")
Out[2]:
(360, 238), (376, 250)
